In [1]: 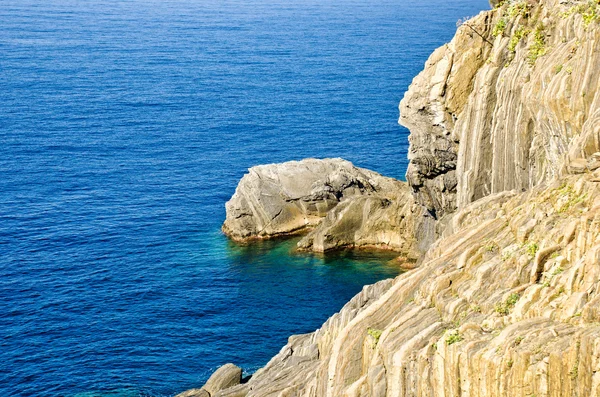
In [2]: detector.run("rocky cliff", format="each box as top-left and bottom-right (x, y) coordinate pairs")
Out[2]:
(184, 0), (600, 395)
(401, 0), (600, 223)
(193, 170), (600, 397)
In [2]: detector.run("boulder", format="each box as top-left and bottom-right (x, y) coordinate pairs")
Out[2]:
(202, 363), (242, 395)
(222, 158), (400, 241)
(175, 363), (242, 397)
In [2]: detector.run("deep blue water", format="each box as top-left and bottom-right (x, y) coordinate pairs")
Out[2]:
(1, 0), (489, 396)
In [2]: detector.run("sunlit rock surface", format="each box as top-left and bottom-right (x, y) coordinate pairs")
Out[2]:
(188, 1), (600, 395)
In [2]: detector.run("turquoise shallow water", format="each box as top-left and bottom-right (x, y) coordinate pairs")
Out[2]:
(1, 0), (489, 395)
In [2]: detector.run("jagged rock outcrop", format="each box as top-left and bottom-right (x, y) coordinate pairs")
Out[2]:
(400, 0), (600, 223)
(179, 1), (600, 396)
(296, 181), (433, 258)
(189, 170), (600, 397)
(222, 158), (407, 241)
(223, 158), (428, 254)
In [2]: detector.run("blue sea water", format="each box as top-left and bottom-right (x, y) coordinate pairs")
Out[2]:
(0, 0), (489, 395)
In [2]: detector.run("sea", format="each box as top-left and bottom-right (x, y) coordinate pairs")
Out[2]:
(0, 0), (489, 395)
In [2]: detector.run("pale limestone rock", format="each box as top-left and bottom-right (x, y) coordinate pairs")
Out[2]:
(568, 158), (588, 174)
(400, 0), (600, 222)
(223, 158), (430, 255)
(296, 179), (430, 258)
(176, 363), (242, 397)
(222, 158), (402, 241)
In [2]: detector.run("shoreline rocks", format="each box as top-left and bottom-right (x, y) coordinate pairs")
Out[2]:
(222, 158), (425, 254)
(222, 158), (380, 240)
(187, 173), (600, 397)
(183, 1), (600, 396)
(296, 182), (431, 259)
(175, 363), (243, 397)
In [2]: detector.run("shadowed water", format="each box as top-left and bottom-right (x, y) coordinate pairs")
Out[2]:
(1, 0), (489, 395)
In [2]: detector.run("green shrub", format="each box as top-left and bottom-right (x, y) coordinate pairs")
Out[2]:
(552, 266), (564, 276)
(527, 25), (547, 65)
(507, 293), (520, 306)
(445, 329), (463, 345)
(561, 1), (600, 27)
(493, 18), (508, 37)
(526, 242), (539, 256)
(367, 328), (383, 345)
(507, 1), (531, 18)
(495, 293), (520, 315)
(582, 8), (598, 26)
(508, 26), (529, 52)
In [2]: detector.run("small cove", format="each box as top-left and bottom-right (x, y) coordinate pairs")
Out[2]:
(1, 0), (489, 395)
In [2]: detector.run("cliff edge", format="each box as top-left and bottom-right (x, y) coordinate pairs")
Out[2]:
(185, 0), (600, 395)
(401, 0), (600, 223)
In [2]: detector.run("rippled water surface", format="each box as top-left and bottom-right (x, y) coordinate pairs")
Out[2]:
(1, 0), (489, 395)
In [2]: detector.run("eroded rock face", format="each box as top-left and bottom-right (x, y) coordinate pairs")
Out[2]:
(400, 0), (600, 218)
(195, 172), (600, 397)
(222, 158), (409, 241)
(296, 180), (433, 258)
(175, 363), (242, 397)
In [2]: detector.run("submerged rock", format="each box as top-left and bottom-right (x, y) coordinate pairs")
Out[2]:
(222, 158), (407, 241)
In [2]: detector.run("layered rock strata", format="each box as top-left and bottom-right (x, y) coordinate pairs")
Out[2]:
(296, 183), (433, 258)
(222, 158), (425, 254)
(400, 0), (600, 221)
(183, 0), (600, 396)
(194, 171), (600, 397)
(222, 158), (396, 240)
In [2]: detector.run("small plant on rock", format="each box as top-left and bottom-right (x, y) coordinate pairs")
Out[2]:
(527, 24), (547, 65)
(445, 329), (464, 345)
(554, 64), (563, 74)
(495, 293), (520, 315)
(484, 240), (500, 253)
(493, 18), (509, 37)
(526, 242), (539, 256)
(367, 327), (383, 347)
(569, 361), (579, 379)
(507, 293), (520, 306)
(508, 26), (530, 52)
